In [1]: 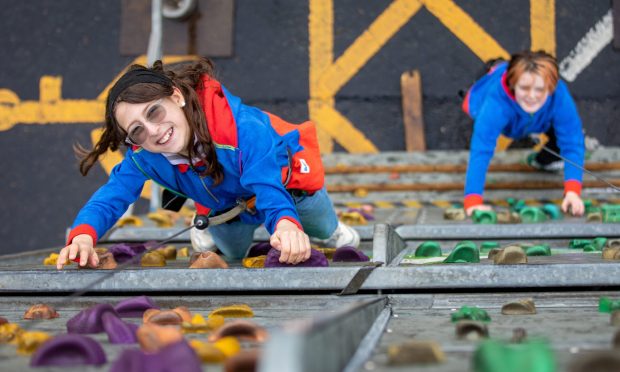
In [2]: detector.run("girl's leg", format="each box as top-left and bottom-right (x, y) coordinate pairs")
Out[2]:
(292, 187), (338, 239)
(293, 187), (360, 248)
(208, 221), (261, 259)
(535, 127), (562, 165)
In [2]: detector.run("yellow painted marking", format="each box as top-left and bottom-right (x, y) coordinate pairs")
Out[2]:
(374, 201), (395, 209)
(495, 135), (513, 152)
(550, 198), (564, 205)
(421, 0), (509, 62)
(310, 99), (378, 153)
(402, 200), (423, 208)
(308, 0), (336, 152)
(316, 0), (423, 98)
(530, 0), (556, 56)
(432, 200), (452, 208)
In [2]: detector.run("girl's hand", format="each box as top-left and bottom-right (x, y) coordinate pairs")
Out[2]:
(269, 219), (311, 265)
(562, 191), (585, 216)
(56, 234), (99, 270)
(466, 204), (493, 217)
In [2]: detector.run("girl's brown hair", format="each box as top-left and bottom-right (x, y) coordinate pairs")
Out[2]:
(75, 58), (223, 184)
(506, 50), (559, 93)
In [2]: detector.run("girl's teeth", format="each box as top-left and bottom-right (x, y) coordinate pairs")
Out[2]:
(159, 128), (172, 144)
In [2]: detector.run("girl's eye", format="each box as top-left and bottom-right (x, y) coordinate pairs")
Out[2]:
(130, 125), (144, 138)
(147, 104), (165, 123)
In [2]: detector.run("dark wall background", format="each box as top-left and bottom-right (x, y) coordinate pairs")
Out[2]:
(0, 0), (618, 253)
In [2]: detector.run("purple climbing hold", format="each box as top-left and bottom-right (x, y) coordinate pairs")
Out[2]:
(67, 304), (118, 334)
(332, 246), (370, 262)
(110, 340), (201, 372)
(114, 296), (159, 318)
(30, 334), (106, 367)
(101, 312), (138, 344)
(247, 242), (273, 258)
(264, 248), (329, 268)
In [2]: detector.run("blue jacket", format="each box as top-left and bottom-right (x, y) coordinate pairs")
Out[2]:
(68, 79), (307, 244)
(462, 62), (584, 206)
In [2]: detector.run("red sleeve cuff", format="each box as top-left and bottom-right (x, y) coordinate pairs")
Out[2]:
(67, 224), (98, 246)
(194, 202), (212, 216)
(276, 217), (304, 232)
(464, 194), (484, 210)
(564, 180), (582, 196)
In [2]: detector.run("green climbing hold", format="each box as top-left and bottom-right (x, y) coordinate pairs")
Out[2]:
(519, 207), (547, 223)
(472, 210), (497, 224)
(599, 297), (620, 313)
(569, 239), (592, 249)
(523, 244), (551, 256)
(414, 241), (442, 258)
(473, 339), (556, 372)
(480, 242), (500, 253)
(593, 237), (608, 250)
(509, 199), (526, 213)
(451, 306), (490, 323)
(602, 204), (620, 223)
(582, 244), (597, 252)
(444, 242), (480, 263)
(541, 203), (562, 220)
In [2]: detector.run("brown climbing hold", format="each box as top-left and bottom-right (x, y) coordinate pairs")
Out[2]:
(208, 320), (268, 343)
(611, 310), (620, 326)
(487, 248), (502, 260)
(0, 317), (7, 325)
(141, 251), (167, 267)
(602, 246), (620, 260)
(496, 210), (521, 224)
(223, 348), (260, 372)
(136, 323), (184, 352)
(511, 328), (527, 343)
(501, 298), (537, 315)
(455, 320), (489, 340)
(23, 304), (59, 320)
(189, 251), (229, 269)
(568, 350), (620, 372)
(387, 340), (445, 365)
(143, 307), (191, 325)
(444, 208), (466, 221)
(586, 212), (603, 222)
(493, 246), (527, 265)
(79, 251), (117, 270)
(607, 239), (620, 249)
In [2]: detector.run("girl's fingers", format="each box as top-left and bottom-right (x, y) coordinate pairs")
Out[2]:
(56, 247), (70, 270)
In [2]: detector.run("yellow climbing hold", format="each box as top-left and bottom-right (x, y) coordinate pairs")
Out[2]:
(208, 304), (254, 318)
(116, 215), (143, 227)
(16, 331), (51, 355)
(242, 256), (266, 268)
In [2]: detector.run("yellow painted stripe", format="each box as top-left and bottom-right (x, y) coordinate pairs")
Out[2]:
(40, 76), (62, 102)
(422, 0), (509, 62)
(312, 100), (379, 153)
(308, 0), (336, 152)
(316, 0), (423, 97)
(530, 0), (556, 56)
(495, 135), (513, 152)
(402, 200), (423, 208)
(374, 201), (396, 209)
(432, 200), (452, 208)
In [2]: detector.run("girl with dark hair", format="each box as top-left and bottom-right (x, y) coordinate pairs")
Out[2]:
(56, 59), (359, 269)
(461, 50), (585, 217)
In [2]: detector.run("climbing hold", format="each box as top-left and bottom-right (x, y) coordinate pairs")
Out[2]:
(387, 340), (445, 365)
(451, 306), (491, 323)
(444, 242), (480, 263)
(522, 244), (551, 256)
(444, 207), (466, 221)
(501, 298), (537, 315)
(472, 210), (497, 224)
(541, 203), (562, 220)
(519, 207), (547, 223)
(415, 241), (442, 258)
(473, 339), (556, 372)
(493, 246), (527, 265)
(455, 320), (489, 340)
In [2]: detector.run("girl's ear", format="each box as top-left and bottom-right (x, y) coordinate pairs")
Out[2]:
(171, 87), (185, 106)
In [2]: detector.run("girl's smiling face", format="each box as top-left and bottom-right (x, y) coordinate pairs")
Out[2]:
(115, 88), (190, 155)
(514, 72), (549, 114)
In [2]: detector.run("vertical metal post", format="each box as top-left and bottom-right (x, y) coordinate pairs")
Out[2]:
(147, 0), (163, 212)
